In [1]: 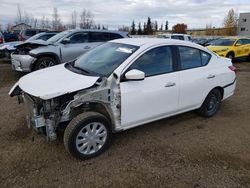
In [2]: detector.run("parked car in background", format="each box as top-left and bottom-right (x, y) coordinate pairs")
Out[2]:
(207, 37), (250, 60)
(158, 33), (192, 41)
(193, 38), (216, 46)
(3, 32), (19, 42)
(171, 34), (192, 41)
(0, 32), (58, 59)
(11, 29), (128, 72)
(9, 38), (236, 159)
(0, 32), (5, 44)
(19, 29), (48, 41)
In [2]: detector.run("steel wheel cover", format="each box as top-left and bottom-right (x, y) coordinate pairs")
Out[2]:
(75, 122), (107, 155)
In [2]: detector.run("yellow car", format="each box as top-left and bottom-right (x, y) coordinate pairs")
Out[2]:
(207, 38), (250, 60)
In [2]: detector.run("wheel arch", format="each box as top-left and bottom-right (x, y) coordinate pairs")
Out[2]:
(226, 51), (235, 58)
(200, 86), (224, 108)
(31, 52), (61, 71)
(69, 102), (115, 131)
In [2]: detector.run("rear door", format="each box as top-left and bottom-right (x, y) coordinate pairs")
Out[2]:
(177, 46), (215, 111)
(61, 32), (89, 63)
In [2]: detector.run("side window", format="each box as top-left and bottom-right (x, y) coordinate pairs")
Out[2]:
(69, 33), (88, 44)
(242, 39), (250, 45)
(172, 35), (184, 40)
(201, 51), (211, 66)
(178, 46), (202, 70)
(89, 32), (109, 42)
(110, 33), (123, 40)
(129, 46), (173, 77)
(236, 39), (244, 45)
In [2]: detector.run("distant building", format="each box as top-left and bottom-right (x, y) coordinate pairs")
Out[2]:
(12, 23), (32, 33)
(238, 13), (250, 36)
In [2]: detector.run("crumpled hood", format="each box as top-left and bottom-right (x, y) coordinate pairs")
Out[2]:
(16, 64), (99, 100)
(15, 39), (49, 48)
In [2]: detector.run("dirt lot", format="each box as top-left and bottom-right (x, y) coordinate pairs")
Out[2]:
(0, 60), (250, 188)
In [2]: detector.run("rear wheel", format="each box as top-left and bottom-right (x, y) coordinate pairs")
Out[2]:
(64, 112), (112, 160)
(34, 56), (57, 70)
(197, 89), (222, 117)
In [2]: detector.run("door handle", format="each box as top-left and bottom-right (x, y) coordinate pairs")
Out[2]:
(207, 74), (215, 79)
(84, 46), (91, 49)
(165, 82), (176, 87)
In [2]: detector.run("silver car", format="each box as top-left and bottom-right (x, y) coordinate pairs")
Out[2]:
(11, 29), (128, 72)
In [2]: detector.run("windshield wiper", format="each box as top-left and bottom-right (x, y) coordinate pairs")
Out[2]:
(73, 65), (90, 74)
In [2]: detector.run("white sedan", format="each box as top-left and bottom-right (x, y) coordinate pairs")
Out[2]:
(9, 38), (236, 159)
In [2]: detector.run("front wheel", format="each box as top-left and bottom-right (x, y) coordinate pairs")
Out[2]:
(197, 89), (222, 117)
(63, 112), (112, 160)
(34, 56), (57, 70)
(226, 52), (234, 60)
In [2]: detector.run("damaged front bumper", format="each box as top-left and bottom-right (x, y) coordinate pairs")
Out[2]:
(21, 94), (57, 141)
(11, 54), (36, 72)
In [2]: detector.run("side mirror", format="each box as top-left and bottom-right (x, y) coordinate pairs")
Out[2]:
(61, 38), (70, 44)
(125, 69), (145, 81)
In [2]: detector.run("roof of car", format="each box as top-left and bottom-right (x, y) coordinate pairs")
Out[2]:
(68, 29), (128, 35)
(111, 38), (199, 47)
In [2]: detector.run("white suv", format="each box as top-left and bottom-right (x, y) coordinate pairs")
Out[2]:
(158, 33), (192, 41)
(9, 38), (236, 159)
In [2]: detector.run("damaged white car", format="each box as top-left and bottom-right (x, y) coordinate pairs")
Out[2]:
(9, 38), (236, 159)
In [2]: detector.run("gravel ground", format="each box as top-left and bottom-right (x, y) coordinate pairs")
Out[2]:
(0, 60), (250, 188)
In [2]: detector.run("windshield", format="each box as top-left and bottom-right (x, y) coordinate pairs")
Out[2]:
(73, 42), (139, 76)
(209, 39), (236, 46)
(47, 31), (70, 44)
(26, 33), (43, 42)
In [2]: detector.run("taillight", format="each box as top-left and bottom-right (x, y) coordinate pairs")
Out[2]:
(0, 37), (3, 43)
(228, 65), (236, 73)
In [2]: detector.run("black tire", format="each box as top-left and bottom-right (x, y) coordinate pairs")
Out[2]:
(247, 53), (250, 61)
(197, 89), (222, 117)
(64, 112), (112, 160)
(34, 56), (57, 70)
(226, 52), (234, 60)
(5, 50), (11, 59)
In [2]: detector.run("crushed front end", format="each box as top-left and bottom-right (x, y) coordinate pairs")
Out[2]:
(21, 93), (61, 141)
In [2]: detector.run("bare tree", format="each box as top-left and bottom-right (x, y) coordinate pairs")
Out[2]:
(71, 10), (77, 29)
(79, 9), (94, 29)
(52, 8), (62, 31)
(16, 4), (23, 24)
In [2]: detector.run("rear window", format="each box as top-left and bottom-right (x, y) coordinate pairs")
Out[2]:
(172, 35), (184, 40)
(25, 30), (36, 36)
(89, 32), (110, 42)
(109, 33), (123, 40)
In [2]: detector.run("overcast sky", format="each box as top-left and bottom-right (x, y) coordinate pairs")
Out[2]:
(0, 0), (250, 29)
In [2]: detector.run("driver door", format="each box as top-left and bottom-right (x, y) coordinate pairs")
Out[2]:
(235, 39), (245, 57)
(120, 46), (179, 128)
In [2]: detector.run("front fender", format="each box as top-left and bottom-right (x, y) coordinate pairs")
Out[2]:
(9, 82), (21, 97)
